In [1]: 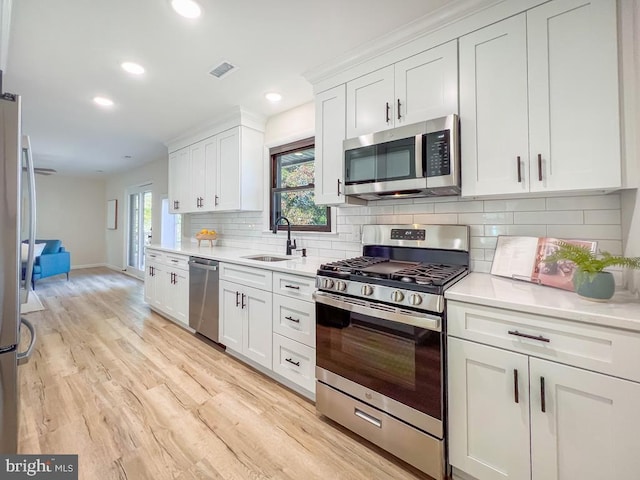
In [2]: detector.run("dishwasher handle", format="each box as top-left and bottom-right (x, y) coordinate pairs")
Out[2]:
(189, 258), (218, 271)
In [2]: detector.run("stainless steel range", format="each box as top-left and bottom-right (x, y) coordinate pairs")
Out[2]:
(314, 224), (470, 480)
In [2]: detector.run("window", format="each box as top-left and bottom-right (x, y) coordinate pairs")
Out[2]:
(270, 138), (330, 232)
(127, 184), (152, 278)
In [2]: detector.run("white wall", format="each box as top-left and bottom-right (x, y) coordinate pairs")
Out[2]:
(34, 174), (106, 267)
(104, 157), (168, 270)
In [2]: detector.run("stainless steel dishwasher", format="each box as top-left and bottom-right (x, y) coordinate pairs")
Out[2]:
(188, 257), (220, 343)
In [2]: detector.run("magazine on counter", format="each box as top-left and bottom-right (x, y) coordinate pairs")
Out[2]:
(491, 236), (598, 291)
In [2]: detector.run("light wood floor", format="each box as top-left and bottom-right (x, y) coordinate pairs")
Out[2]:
(18, 267), (431, 480)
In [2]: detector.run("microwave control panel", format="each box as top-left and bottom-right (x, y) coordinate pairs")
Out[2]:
(424, 129), (451, 177)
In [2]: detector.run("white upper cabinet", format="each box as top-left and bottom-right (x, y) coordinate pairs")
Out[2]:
(168, 148), (189, 213)
(394, 40), (458, 126)
(346, 40), (458, 139)
(461, 0), (620, 197)
(314, 84), (355, 206)
(459, 14), (530, 197)
(346, 65), (395, 138)
(168, 125), (263, 213)
(527, 0), (620, 192)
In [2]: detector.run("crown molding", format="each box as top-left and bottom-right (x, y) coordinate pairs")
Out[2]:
(303, 0), (507, 86)
(165, 106), (266, 152)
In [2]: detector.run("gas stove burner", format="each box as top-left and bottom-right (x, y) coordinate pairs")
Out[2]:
(391, 263), (468, 286)
(319, 256), (389, 273)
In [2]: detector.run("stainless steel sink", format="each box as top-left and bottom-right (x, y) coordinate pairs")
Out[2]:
(242, 255), (290, 262)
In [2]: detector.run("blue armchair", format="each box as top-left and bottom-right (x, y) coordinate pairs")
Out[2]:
(22, 239), (71, 289)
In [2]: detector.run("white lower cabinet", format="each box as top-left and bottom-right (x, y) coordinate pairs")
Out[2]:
(219, 264), (316, 398)
(144, 249), (189, 326)
(220, 279), (272, 369)
(448, 302), (640, 480)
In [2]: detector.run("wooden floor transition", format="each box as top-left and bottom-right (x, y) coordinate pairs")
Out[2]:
(18, 267), (431, 480)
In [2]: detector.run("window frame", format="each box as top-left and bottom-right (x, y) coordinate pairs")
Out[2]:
(270, 137), (331, 233)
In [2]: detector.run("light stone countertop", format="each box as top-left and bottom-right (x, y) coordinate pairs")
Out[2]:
(145, 243), (343, 278)
(445, 272), (640, 333)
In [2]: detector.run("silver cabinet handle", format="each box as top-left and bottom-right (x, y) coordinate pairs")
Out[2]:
(537, 154), (543, 181)
(385, 102), (390, 123)
(514, 369), (519, 404)
(285, 315), (300, 323)
(215, 195), (219, 206)
(337, 178), (342, 196)
(354, 408), (382, 428)
(241, 293), (246, 309)
(517, 156), (522, 183)
(284, 284), (300, 290)
(397, 98), (401, 120)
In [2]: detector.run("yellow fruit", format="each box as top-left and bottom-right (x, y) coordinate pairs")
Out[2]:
(200, 228), (208, 234)
(208, 230), (216, 235)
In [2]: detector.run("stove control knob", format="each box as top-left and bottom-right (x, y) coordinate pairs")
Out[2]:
(409, 294), (423, 306)
(361, 285), (374, 296)
(391, 290), (405, 302)
(323, 279), (335, 289)
(336, 281), (347, 292)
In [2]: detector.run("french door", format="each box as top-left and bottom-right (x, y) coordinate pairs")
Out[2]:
(126, 184), (152, 278)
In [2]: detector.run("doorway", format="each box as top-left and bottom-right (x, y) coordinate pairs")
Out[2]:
(126, 184), (152, 278)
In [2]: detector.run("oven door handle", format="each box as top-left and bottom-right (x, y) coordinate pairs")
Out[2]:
(313, 291), (441, 332)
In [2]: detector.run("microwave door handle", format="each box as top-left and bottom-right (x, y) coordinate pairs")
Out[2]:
(416, 132), (425, 178)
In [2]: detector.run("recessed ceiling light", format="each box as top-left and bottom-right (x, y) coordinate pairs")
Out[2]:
(265, 92), (282, 102)
(294, 152), (303, 156)
(121, 62), (145, 75)
(171, 0), (201, 18)
(93, 96), (114, 107)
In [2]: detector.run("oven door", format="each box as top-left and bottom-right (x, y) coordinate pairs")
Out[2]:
(314, 292), (443, 427)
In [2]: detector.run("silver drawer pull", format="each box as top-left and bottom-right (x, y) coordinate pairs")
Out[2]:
(354, 408), (382, 428)
(284, 284), (300, 290)
(285, 315), (300, 323)
(285, 358), (300, 367)
(508, 330), (550, 343)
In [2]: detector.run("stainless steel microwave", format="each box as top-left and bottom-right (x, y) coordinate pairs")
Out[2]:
(343, 114), (460, 200)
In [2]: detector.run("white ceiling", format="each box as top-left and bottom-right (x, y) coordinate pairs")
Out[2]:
(4, 0), (455, 176)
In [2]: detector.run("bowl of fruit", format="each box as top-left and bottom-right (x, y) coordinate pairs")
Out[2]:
(195, 229), (218, 247)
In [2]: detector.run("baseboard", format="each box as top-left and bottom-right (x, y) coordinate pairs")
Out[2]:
(71, 263), (106, 270)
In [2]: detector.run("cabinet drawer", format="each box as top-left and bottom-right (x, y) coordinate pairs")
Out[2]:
(163, 253), (190, 270)
(220, 263), (272, 291)
(272, 294), (315, 347)
(447, 301), (640, 382)
(145, 249), (164, 262)
(272, 272), (316, 301)
(272, 333), (315, 393)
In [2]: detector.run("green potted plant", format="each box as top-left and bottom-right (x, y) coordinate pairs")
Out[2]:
(544, 242), (640, 301)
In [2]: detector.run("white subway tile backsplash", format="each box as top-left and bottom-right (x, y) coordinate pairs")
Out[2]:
(584, 209), (621, 225)
(186, 193), (622, 274)
(394, 203), (435, 214)
(458, 212), (514, 225)
(413, 213), (458, 224)
(546, 194), (620, 211)
(484, 198), (546, 212)
(435, 200), (483, 213)
(547, 224), (622, 240)
(514, 210), (583, 225)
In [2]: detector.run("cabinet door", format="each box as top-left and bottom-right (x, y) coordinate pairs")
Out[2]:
(242, 285), (273, 369)
(314, 85), (347, 205)
(216, 127), (241, 211)
(346, 65), (394, 138)
(530, 358), (640, 480)
(169, 147), (189, 213)
(220, 280), (242, 352)
(395, 40), (458, 126)
(189, 140), (206, 212)
(172, 268), (189, 325)
(448, 337), (531, 480)
(527, 0), (620, 192)
(202, 136), (217, 210)
(459, 14), (530, 197)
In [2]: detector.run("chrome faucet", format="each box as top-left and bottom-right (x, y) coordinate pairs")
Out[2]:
(273, 216), (296, 255)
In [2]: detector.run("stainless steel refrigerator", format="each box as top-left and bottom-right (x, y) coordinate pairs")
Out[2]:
(1, 84), (37, 453)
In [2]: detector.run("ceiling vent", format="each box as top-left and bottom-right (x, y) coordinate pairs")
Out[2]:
(209, 61), (237, 79)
